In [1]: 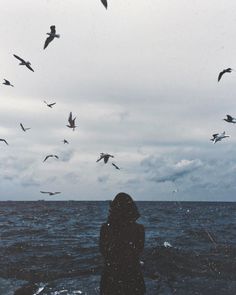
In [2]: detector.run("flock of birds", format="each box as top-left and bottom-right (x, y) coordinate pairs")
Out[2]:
(1, 1), (119, 197)
(209, 68), (235, 144)
(2, 1), (234, 197)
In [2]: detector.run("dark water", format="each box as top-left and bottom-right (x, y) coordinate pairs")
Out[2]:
(0, 201), (236, 295)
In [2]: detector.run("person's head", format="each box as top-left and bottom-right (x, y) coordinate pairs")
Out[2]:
(107, 192), (140, 225)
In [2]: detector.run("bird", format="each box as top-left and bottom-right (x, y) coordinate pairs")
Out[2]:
(112, 163), (120, 170)
(172, 189), (178, 193)
(20, 123), (31, 132)
(3, 79), (14, 87)
(223, 115), (236, 123)
(67, 112), (77, 131)
(0, 139), (8, 145)
(43, 155), (59, 162)
(44, 25), (60, 50)
(44, 101), (56, 108)
(13, 54), (34, 72)
(40, 191), (61, 196)
(210, 131), (230, 144)
(63, 139), (69, 144)
(96, 153), (114, 164)
(100, 0), (108, 9)
(218, 68), (232, 82)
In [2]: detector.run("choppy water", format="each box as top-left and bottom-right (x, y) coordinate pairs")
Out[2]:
(0, 201), (235, 295)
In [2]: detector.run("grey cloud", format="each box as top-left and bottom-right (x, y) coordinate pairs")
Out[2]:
(142, 156), (203, 183)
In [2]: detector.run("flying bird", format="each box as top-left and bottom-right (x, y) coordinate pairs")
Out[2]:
(112, 163), (120, 170)
(96, 153), (114, 164)
(100, 0), (108, 9)
(218, 68), (232, 82)
(43, 155), (59, 162)
(13, 54), (34, 72)
(210, 131), (230, 144)
(0, 139), (8, 145)
(223, 115), (236, 124)
(20, 123), (31, 132)
(3, 79), (14, 87)
(44, 25), (60, 50)
(63, 139), (69, 144)
(44, 101), (56, 108)
(67, 112), (77, 131)
(40, 191), (61, 196)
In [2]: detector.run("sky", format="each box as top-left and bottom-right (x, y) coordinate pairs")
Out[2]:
(1, 0), (236, 201)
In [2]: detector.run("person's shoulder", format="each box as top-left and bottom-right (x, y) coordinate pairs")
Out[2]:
(100, 222), (110, 231)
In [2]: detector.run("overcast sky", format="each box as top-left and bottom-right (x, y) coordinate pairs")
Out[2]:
(1, 0), (236, 201)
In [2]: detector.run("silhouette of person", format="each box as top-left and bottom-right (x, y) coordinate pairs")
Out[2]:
(99, 192), (146, 295)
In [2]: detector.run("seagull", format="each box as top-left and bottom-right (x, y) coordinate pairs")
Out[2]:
(44, 25), (60, 50)
(100, 0), (108, 9)
(0, 139), (8, 145)
(63, 139), (69, 144)
(43, 155), (59, 162)
(20, 123), (31, 132)
(13, 54), (34, 72)
(40, 191), (61, 196)
(210, 131), (230, 144)
(218, 68), (232, 82)
(67, 112), (77, 131)
(112, 163), (120, 170)
(223, 115), (236, 123)
(3, 79), (14, 87)
(44, 101), (56, 108)
(96, 153), (114, 164)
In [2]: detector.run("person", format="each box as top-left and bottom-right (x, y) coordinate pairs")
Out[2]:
(99, 192), (146, 295)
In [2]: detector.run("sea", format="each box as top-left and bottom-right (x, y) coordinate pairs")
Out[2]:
(0, 201), (235, 295)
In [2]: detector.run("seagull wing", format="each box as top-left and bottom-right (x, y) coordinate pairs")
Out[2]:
(68, 112), (73, 125)
(20, 123), (25, 131)
(50, 25), (56, 34)
(104, 155), (109, 163)
(53, 192), (61, 195)
(49, 103), (56, 107)
(226, 115), (233, 121)
(54, 155), (59, 159)
(40, 191), (50, 194)
(43, 155), (50, 162)
(13, 54), (25, 63)
(112, 163), (120, 169)
(26, 63), (34, 72)
(218, 71), (224, 82)
(44, 35), (54, 49)
(101, 0), (108, 9)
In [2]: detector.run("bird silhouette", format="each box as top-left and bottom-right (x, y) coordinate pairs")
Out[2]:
(0, 139), (8, 145)
(112, 163), (120, 170)
(63, 139), (69, 144)
(13, 54), (34, 72)
(43, 155), (59, 162)
(44, 25), (60, 50)
(20, 123), (31, 132)
(67, 112), (77, 130)
(3, 79), (14, 87)
(210, 131), (230, 144)
(40, 191), (61, 196)
(44, 101), (56, 108)
(223, 115), (236, 123)
(96, 153), (114, 164)
(100, 0), (108, 9)
(218, 68), (232, 82)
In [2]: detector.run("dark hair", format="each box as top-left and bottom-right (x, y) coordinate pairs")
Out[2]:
(107, 192), (140, 225)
